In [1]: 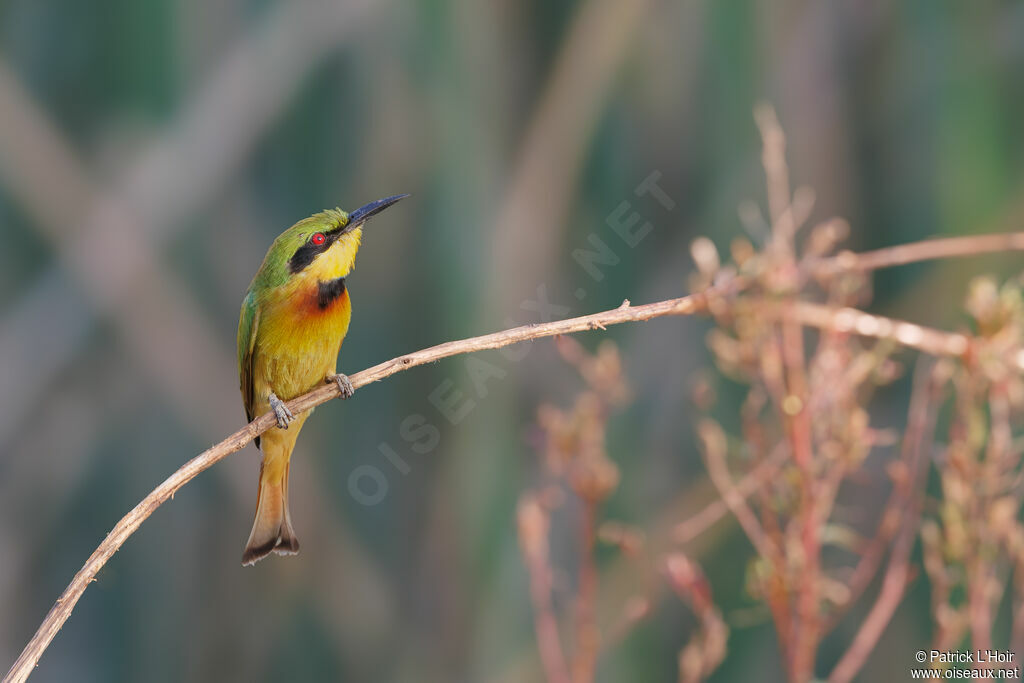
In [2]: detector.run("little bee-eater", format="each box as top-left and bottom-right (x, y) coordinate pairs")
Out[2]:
(237, 194), (408, 565)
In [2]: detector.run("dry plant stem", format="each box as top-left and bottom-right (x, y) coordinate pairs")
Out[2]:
(8, 232), (1024, 683)
(754, 104), (795, 250)
(1007, 398), (1024, 659)
(787, 302), (990, 363)
(814, 232), (1024, 275)
(674, 446), (789, 543)
(823, 480), (907, 634)
(1015, 595), (1024, 662)
(753, 330), (798, 662)
(968, 558), (994, 659)
(1012, 559), (1024, 660)
(3, 293), (713, 683)
(780, 307), (820, 683)
(828, 500), (920, 683)
(743, 394), (788, 608)
(520, 498), (572, 683)
(528, 567), (571, 683)
(698, 420), (797, 667)
(828, 361), (940, 683)
(572, 502), (599, 683)
(698, 421), (781, 565)
(968, 381), (1012, 659)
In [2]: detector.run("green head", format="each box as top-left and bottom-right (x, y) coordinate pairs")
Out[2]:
(251, 194), (408, 291)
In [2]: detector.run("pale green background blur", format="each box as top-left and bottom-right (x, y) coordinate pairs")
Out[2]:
(2, 1), (1024, 682)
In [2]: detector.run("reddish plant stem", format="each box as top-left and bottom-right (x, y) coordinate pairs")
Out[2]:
(814, 232), (1024, 275)
(519, 496), (572, 683)
(674, 445), (788, 544)
(828, 360), (941, 683)
(572, 502), (599, 683)
(781, 307), (820, 683)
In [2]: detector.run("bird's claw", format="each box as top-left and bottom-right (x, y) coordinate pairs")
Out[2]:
(330, 373), (355, 400)
(268, 392), (295, 429)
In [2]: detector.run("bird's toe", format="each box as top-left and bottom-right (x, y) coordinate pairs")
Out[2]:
(330, 373), (355, 400)
(268, 392), (295, 429)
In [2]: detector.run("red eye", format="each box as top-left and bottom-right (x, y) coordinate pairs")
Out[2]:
(310, 232), (326, 246)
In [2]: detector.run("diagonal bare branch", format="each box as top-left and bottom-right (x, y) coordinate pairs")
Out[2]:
(2, 293), (707, 683)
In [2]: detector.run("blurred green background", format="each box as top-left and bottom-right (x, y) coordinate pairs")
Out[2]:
(2, 1), (1024, 681)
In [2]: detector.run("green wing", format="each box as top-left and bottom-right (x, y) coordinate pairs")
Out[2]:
(237, 291), (261, 446)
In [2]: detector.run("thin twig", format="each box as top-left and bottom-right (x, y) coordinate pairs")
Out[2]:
(753, 103), (795, 250)
(697, 421), (781, 566)
(518, 496), (572, 683)
(572, 502), (600, 683)
(827, 360), (941, 683)
(787, 302), (983, 362)
(698, 418), (793, 668)
(3, 292), (709, 683)
(664, 553), (728, 683)
(779, 305), (820, 683)
(674, 445), (789, 544)
(827, 499), (919, 683)
(820, 361), (938, 635)
(813, 232), (1024, 275)
(1011, 558), (1024, 660)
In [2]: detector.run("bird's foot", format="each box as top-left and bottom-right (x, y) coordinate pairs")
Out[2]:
(268, 392), (295, 429)
(329, 373), (355, 400)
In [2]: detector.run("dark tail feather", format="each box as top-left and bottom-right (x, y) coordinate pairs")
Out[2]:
(242, 462), (299, 566)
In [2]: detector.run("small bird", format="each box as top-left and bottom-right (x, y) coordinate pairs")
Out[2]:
(237, 194), (408, 565)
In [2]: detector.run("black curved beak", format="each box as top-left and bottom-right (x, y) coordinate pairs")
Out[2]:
(345, 193), (410, 231)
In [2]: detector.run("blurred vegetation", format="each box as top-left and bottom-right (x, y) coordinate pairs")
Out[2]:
(2, 1), (1024, 682)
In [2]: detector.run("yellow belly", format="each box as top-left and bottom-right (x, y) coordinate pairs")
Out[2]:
(251, 285), (352, 415)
